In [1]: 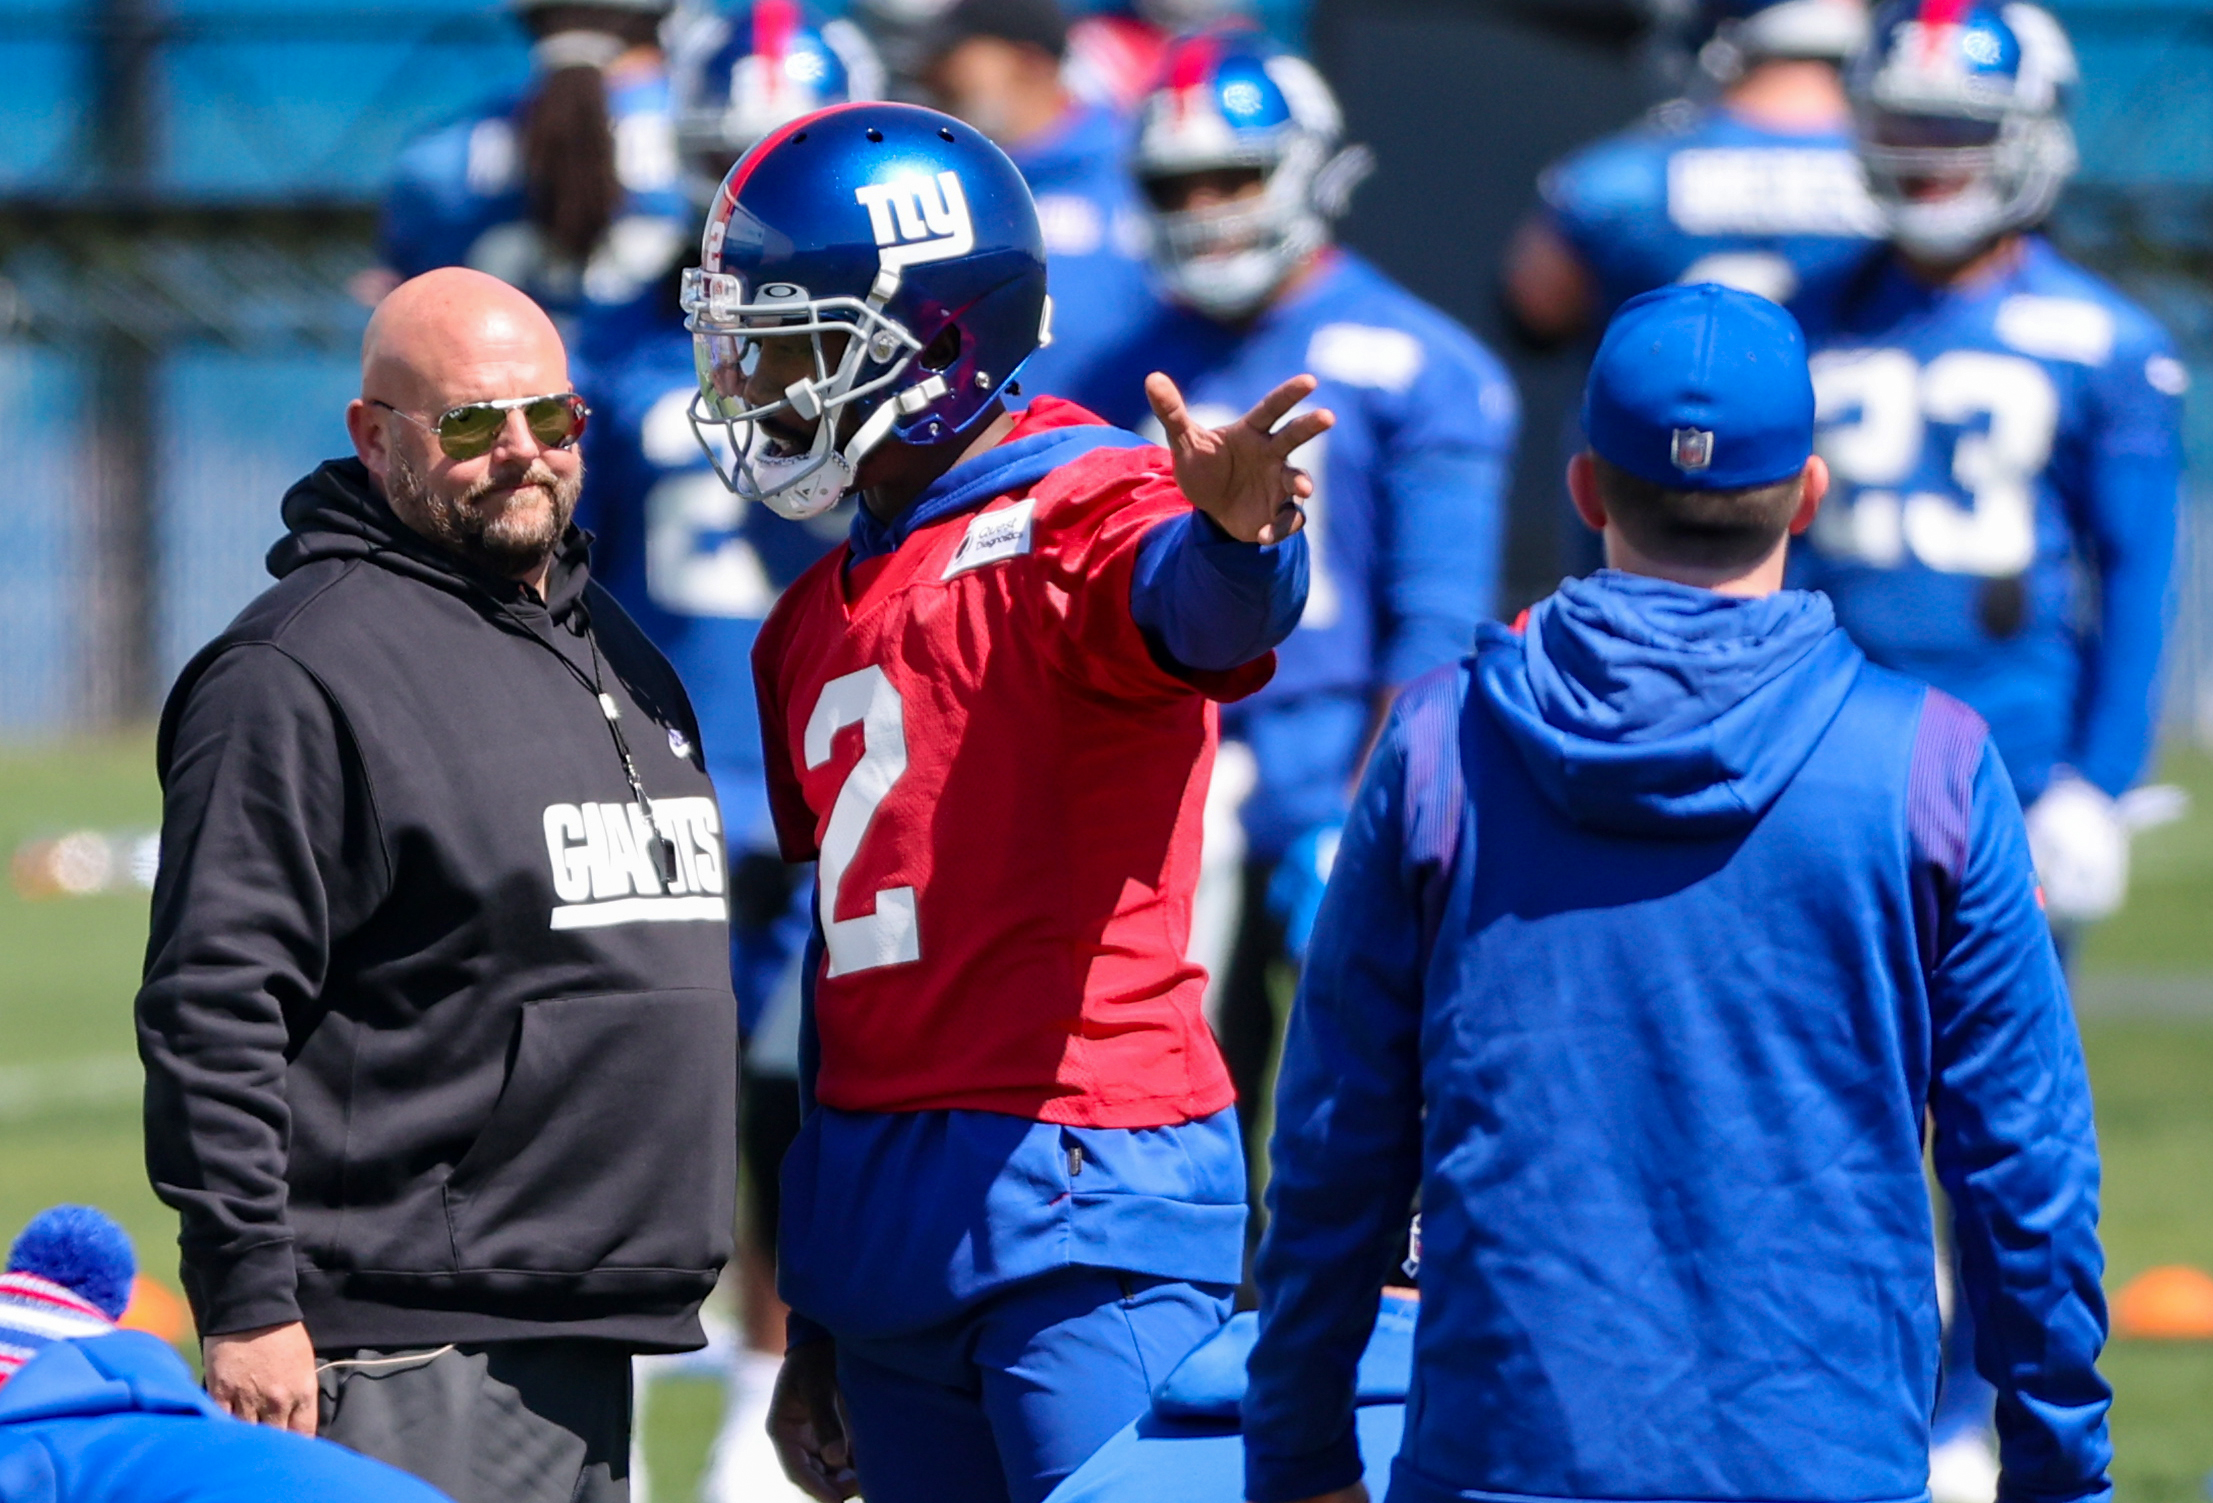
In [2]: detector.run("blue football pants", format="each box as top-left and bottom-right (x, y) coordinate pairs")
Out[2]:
(833, 1266), (1232, 1503)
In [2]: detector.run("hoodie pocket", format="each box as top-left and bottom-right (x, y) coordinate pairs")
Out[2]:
(442, 989), (736, 1277)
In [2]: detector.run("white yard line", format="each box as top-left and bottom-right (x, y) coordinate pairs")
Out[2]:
(0, 1053), (142, 1123)
(2074, 974), (2213, 1015)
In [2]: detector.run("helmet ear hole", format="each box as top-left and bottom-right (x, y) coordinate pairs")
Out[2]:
(919, 324), (964, 372)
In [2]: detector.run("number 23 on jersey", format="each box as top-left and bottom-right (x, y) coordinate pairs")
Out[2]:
(1809, 346), (2058, 578)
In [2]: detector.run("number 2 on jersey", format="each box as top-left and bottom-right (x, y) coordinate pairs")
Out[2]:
(806, 666), (920, 977)
(1810, 347), (2057, 578)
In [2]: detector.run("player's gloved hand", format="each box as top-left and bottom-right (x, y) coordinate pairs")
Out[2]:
(1147, 370), (1334, 545)
(1267, 823), (1343, 962)
(768, 1338), (860, 1501)
(2025, 775), (2130, 926)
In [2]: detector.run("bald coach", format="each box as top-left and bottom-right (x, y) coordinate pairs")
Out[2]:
(136, 268), (737, 1503)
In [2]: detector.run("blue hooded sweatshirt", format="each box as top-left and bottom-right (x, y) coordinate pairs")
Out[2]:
(0, 1331), (453, 1502)
(1244, 572), (2110, 1503)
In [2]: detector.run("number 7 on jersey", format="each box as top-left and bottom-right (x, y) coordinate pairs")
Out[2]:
(805, 666), (920, 977)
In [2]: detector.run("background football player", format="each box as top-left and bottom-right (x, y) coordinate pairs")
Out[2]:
(1504, 0), (1880, 342)
(914, 0), (1157, 401)
(1790, 5), (2184, 1493)
(374, 0), (691, 366)
(1794, 0), (2182, 953)
(573, 8), (878, 1500)
(1066, 30), (1517, 1250)
(684, 101), (1327, 1503)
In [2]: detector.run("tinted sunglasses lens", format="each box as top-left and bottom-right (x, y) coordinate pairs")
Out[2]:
(525, 396), (586, 448)
(434, 404), (509, 459)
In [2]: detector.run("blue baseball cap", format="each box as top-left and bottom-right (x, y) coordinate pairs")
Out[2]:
(1584, 283), (1815, 492)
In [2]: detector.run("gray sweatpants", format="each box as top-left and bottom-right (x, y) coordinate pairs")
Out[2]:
(316, 1340), (632, 1503)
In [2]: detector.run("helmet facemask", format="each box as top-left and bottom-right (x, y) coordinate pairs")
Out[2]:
(1856, 104), (2072, 262)
(1849, 1), (2078, 265)
(1133, 44), (1371, 322)
(682, 269), (933, 519)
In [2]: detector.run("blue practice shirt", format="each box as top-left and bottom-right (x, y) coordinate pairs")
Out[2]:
(1789, 236), (2186, 802)
(1070, 250), (1518, 859)
(1009, 102), (1159, 406)
(380, 64), (692, 361)
(1541, 101), (1884, 318)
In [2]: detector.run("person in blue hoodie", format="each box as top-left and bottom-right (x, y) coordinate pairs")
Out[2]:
(1243, 282), (2110, 1503)
(0, 1206), (453, 1503)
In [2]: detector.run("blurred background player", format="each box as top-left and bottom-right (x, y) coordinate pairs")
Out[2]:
(682, 100), (1323, 1503)
(1503, 0), (1880, 343)
(915, 0), (1157, 400)
(574, 7), (878, 1499)
(1795, 0), (2182, 948)
(374, 0), (690, 370)
(1070, 29), (1517, 1247)
(1790, 5), (2183, 1493)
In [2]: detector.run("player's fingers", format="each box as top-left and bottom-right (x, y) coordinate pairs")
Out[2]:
(773, 1429), (847, 1503)
(286, 1392), (319, 1437)
(1145, 371), (1195, 445)
(1243, 373), (1320, 434)
(1269, 406), (1335, 456)
(1257, 498), (1307, 546)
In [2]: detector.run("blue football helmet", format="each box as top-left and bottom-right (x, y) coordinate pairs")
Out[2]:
(1130, 29), (1372, 321)
(682, 101), (1049, 518)
(1848, 0), (2077, 262)
(668, 0), (884, 204)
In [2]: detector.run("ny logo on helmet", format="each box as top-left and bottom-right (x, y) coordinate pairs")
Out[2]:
(854, 172), (975, 273)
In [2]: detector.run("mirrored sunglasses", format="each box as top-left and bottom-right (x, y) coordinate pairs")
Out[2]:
(372, 393), (589, 461)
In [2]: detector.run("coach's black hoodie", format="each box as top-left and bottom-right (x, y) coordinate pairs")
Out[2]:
(138, 459), (737, 1351)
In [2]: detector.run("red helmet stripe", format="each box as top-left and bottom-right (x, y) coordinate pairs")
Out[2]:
(753, 0), (798, 73)
(1165, 33), (1220, 121)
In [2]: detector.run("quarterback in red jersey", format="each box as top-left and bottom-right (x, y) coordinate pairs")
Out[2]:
(680, 103), (1324, 1503)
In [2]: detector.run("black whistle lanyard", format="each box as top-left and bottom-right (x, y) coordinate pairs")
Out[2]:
(481, 584), (680, 890)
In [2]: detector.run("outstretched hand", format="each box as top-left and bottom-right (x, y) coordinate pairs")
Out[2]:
(1148, 371), (1333, 545)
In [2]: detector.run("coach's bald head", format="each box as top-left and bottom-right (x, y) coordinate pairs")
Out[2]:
(346, 268), (584, 592)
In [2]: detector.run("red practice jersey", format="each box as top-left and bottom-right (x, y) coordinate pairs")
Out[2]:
(754, 401), (1268, 1127)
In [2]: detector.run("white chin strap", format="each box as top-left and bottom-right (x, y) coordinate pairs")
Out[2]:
(723, 373), (935, 520)
(750, 442), (859, 521)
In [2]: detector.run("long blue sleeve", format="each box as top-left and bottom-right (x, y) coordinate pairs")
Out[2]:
(1129, 510), (1309, 674)
(2070, 348), (2182, 796)
(1242, 695), (1432, 1503)
(1377, 439), (1511, 686)
(1928, 740), (2111, 1499)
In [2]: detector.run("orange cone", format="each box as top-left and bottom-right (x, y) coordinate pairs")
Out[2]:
(2112, 1265), (2213, 1340)
(118, 1275), (190, 1344)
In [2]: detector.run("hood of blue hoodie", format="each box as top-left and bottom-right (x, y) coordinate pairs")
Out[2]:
(0, 1332), (218, 1425)
(1476, 572), (1863, 837)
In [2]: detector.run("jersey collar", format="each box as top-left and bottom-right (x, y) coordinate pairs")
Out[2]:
(847, 405), (1149, 563)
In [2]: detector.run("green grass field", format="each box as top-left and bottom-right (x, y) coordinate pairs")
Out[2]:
(3, 735), (2210, 1499)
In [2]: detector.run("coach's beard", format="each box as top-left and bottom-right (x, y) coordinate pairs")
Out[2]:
(388, 449), (583, 582)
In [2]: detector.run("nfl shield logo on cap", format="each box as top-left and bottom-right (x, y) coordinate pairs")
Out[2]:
(1671, 428), (1715, 472)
